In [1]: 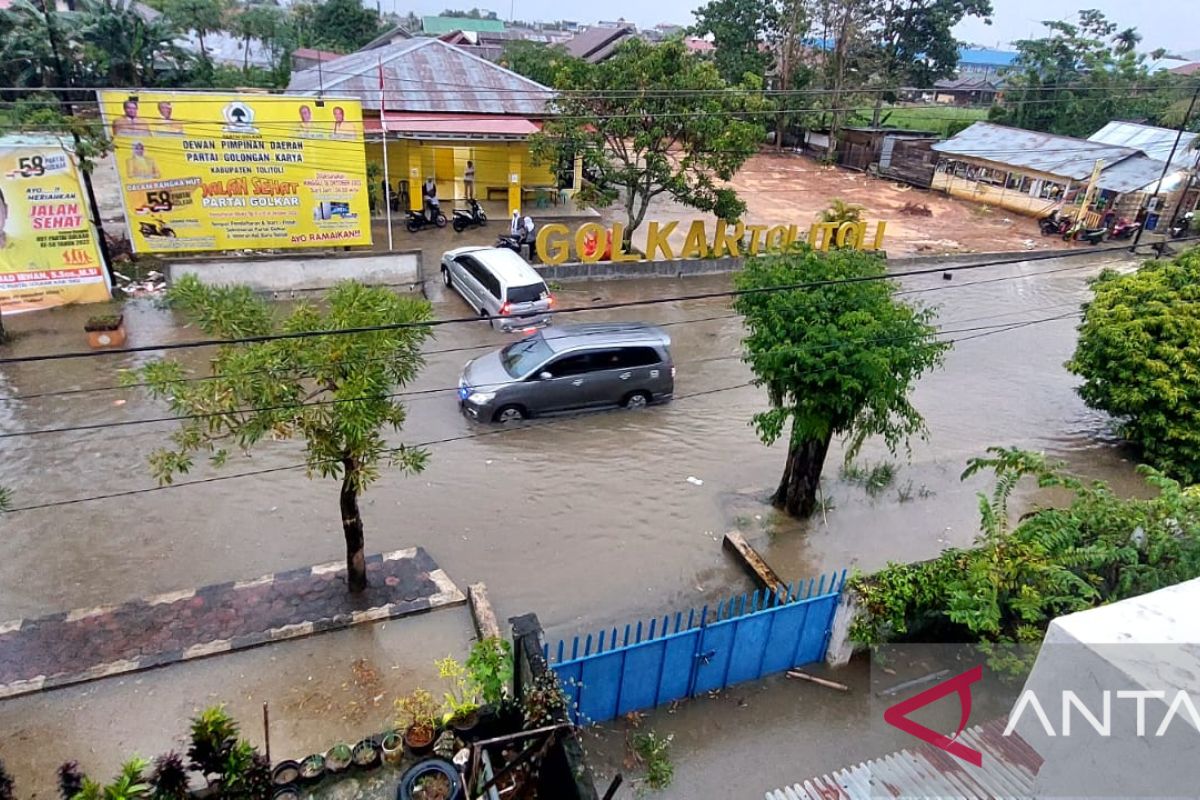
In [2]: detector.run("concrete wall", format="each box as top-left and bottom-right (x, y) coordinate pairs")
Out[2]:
(167, 250), (423, 294)
(536, 256), (744, 282)
(932, 171), (1059, 218)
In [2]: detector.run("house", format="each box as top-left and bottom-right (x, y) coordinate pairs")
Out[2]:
(288, 38), (563, 215)
(932, 75), (1000, 106)
(357, 24), (414, 52)
(956, 46), (1018, 80)
(290, 47), (340, 73)
(838, 127), (939, 172)
(684, 37), (715, 54)
(1088, 121), (1200, 169)
(563, 24), (637, 63)
(931, 121), (1193, 229)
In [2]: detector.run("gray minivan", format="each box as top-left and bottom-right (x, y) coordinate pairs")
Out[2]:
(458, 323), (675, 422)
(441, 246), (554, 332)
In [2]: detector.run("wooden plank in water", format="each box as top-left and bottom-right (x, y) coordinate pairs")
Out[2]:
(468, 582), (502, 640)
(722, 531), (786, 595)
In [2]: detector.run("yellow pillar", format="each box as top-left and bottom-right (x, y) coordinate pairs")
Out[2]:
(508, 145), (523, 216)
(571, 153), (583, 200)
(405, 141), (422, 212)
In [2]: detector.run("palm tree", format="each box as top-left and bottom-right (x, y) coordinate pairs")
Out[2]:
(1112, 27), (1141, 55)
(0, 0), (63, 87)
(77, 0), (186, 85)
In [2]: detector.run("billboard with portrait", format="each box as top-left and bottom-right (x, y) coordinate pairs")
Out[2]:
(97, 90), (372, 253)
(0, 135), (111, 314)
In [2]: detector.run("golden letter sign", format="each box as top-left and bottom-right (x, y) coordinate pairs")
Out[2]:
(535, 218), (887, 266)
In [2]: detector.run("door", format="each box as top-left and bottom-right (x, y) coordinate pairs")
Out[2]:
(453, 256), (486, 310)
(435, 147), (455, 200)
(531, 350), (605, 413)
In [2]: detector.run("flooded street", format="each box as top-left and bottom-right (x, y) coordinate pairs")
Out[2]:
(0, 250), (1145, 795)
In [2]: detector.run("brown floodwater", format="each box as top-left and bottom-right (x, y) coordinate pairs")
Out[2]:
(0, 251), (1146, 796)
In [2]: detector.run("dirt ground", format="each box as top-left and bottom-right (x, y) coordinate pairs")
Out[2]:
(604, 151), (1075, 259)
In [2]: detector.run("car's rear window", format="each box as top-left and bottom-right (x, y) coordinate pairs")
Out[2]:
(506, 283), (548, 304)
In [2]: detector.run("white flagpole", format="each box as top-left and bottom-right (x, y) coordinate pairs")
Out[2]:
(380, 57), (394, 251)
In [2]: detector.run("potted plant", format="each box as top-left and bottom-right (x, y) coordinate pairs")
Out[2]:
(148, 753), (188, 800)
(351, 738), (381, 769)
(521, 671), (568, 729)
(270, 759), (301, 788)
(437, 656), (481, 734)
(297, 753), (325, 785)
(466, 638), (513, 709)
(187, 706), (237, 782)
(395, 688), (439, 756)
(324, 743), (352, 774)
(397, 758), (462, 800)
(84, 313), (126, 349)
(380, 730), (403, 765)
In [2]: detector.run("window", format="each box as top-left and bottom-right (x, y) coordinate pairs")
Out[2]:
(480, 270), (501, 299)
(544, 352), (598, 377)
(613, 346), (662, 368)
(458, 256), (487, 285)
(506, 283), (548, 304)
(500, 335), (554, 378)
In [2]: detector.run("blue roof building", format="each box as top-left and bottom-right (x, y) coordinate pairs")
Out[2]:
(957, 47), (1019, 79)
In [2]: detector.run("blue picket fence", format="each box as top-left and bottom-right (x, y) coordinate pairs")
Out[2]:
(545, 570), (846, 725)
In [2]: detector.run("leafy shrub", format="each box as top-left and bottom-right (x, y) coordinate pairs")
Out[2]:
(58, 762), (86, 800)
(466, 637), (513, 707)
(632, 731), (674, 791)
(148, 752), (188, 800)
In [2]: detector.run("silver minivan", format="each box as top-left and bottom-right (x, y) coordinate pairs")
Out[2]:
(441, 246), (554, 332)
(458, 323), (675, 423)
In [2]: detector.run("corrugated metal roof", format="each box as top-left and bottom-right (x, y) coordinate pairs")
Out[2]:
(287, 39), (553, 116)
(1093, 154), (1178, 193)
(367, 113), (539, 137)
(1088, 121), (1200, 168)
(932, 121), (1140, 180)
(766, 718), (1042, 800)
(957, 47), (1018, 66)
(564, 26), (636, 62)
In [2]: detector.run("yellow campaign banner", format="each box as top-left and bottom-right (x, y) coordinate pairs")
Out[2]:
(0, 135), (111, 314)
(97, 90), (372, 253)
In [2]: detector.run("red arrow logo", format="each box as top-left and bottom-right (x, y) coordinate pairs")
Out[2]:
(883, 665), (984, 766)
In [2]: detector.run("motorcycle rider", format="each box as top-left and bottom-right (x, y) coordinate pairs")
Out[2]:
(422, 178), (440, 223)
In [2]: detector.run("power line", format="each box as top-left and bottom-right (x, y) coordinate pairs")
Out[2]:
(0, 311), (1086, 441)
(0, 243), (1163, 368)
(0, 312), (1077, 514)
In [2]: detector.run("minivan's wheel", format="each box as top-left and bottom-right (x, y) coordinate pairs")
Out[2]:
(623, 391), (651, 410)
(494, 405), (527, 423)
(441, 267), (451, 287)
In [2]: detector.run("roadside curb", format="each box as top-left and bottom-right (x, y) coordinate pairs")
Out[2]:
(0, 547), (465, 700)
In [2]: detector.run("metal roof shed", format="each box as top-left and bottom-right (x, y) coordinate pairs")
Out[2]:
(1088, 121), (1200, 168)
(932, 122), (1140, 181)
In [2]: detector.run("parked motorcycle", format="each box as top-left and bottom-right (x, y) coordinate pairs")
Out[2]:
(138, 218), (175, 238)
(1108, 218), (1140, 240)
(495, 232), (524, 253)
(405, 202), (447, 233)
(452, 199), (488, 232)
(1038, 210), (1071, 236)
(1063, 222), (1107, 245)
(1170, 211), (1195, 239)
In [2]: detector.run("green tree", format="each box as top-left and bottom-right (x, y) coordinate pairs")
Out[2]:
(862, 0), (993, 126)
(164, 0), (226, 60)
(498, 40), (577, 87)
(690, 0), (777, 85)
(227, 2), (283, 74)
(127, 277), (433, 593)
(532, 39), (767, 245)
(0, 0), (64, 87)
(733, 247), (949, 517)
(309, 0), (383, 53)
(78, 0), (187, 86)
(1067, 249), (1200, 485)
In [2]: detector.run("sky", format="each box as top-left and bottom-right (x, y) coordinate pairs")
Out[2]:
(378, 0), (1198, 54)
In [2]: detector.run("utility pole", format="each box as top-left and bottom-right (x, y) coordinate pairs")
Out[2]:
(36, 0), (115, 277)
(1131, 82), (1200, 252)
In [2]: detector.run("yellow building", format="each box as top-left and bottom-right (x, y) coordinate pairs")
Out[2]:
(289, 38), (576, 216)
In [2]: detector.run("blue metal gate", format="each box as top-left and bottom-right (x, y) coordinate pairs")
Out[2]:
(545, 570), (846, 725)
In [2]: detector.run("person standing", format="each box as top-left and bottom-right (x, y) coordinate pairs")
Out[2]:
(464, 159), (475, 200)
(423, 177), (439, 222)
(522, 213), (537, 261)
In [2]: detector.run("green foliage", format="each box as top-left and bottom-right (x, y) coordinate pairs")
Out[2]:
(818, 198), (865, 226)
(840, 460), (897, 496)
(128, 277), (432, 591)
(733, 246), (948, 461)
(0, 486), (11, 512)
(435, 655), (481, 723)
(1067, 249), (1200, 484)
(466, 637), (513, 707)
(307, 0), (384, 53)
(690, 0), (777, 85)
(531, 38), (766, 239)
(632, 731), (674, 793)
(498, 40), (577, 87)
(77, 0), (191, 86)
(187, 706), (238, 777)
(991, 11), (1184, 136)
(77, 759), (151, 800)
(521, 670), (567, 729)
(850, 447), (1200, 673)
(163, 0), (225, 58)
(395, 688), (439, 738)
(862, 0), (993, 93)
